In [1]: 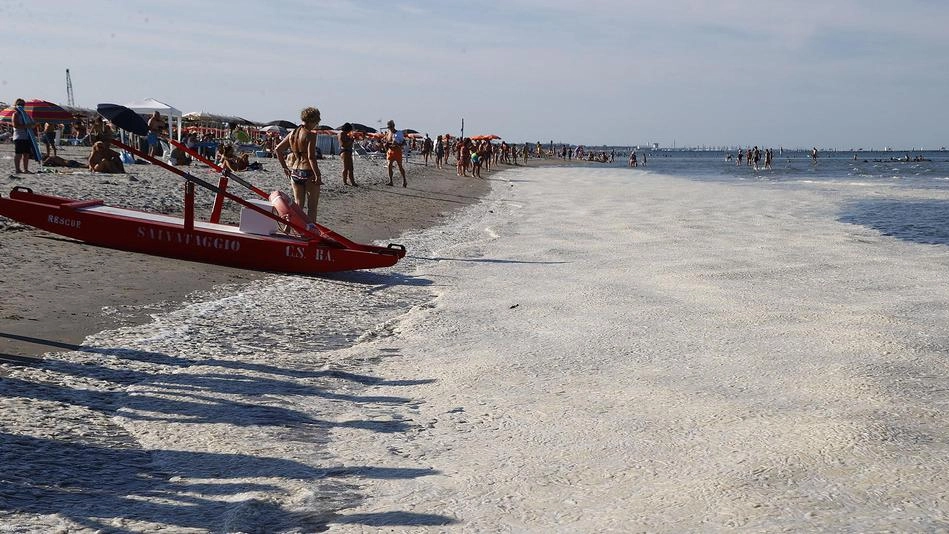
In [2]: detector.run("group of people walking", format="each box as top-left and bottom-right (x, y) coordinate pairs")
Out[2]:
(730, 146), (774, 170)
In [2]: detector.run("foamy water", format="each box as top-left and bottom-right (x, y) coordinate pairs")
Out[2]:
(3, 165), (949, 531)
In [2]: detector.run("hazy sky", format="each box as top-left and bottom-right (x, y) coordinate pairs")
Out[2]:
(5, 0), (948, 148)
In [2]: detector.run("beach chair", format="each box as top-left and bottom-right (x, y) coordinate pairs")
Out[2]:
(353, 144), (383, 162)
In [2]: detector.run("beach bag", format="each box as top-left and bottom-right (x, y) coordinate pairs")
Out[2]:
(121, 150), (135, 165)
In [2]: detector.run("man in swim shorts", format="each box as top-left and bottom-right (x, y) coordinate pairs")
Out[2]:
(384, 119), (407, 187)
(42, 122), (57, 158)
(147, 111), (165, 157)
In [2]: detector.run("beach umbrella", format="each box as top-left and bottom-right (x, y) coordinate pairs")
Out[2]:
(230, 117), (258, 126)
(266, 119), (297, 129)
(345, 123), (376, 134)
(0, 99), (74, 124)
(62, 104), (96, 119)
(96, 103), (150, 135)
(259, 125), (285, 133)
(403, 128), (419, 134)
(315, 124), (335, 131)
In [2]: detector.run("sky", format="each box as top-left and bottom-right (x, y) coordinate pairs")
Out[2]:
(4, 0), (949, 149)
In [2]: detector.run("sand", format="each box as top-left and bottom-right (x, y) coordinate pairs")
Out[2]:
(0, 143), (491, 361)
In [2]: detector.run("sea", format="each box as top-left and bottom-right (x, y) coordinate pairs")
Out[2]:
(624, 149), (949, 245)
(606, 148), (949, 189)
(6, 150), (949, 530)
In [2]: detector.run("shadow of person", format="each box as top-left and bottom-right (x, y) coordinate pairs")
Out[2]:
(0, 432), (450, 531)
(0, 432), (337, 532)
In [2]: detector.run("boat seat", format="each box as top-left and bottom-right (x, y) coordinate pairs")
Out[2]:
(239, 198), (280, 236)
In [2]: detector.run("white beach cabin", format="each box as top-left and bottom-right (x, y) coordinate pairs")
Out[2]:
(125, 98), (183, 141)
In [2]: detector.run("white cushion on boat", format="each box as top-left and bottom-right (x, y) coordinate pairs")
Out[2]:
(239, 199), (280, 236)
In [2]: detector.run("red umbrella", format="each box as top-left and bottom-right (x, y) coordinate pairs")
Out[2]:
(0, 99), (75, 124)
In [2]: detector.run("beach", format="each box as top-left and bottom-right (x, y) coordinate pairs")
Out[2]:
(0, 143), (490, 361)
(3, 154), (949, 531)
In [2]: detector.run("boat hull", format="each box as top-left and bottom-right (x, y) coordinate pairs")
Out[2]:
(0, 188), (403, 274)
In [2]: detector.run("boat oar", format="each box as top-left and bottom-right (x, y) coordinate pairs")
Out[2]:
(168, 139), (268, 197)
(109, 138), (336, 244)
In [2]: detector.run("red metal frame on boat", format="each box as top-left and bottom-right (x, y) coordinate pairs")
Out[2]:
(0, 141), (406, 273)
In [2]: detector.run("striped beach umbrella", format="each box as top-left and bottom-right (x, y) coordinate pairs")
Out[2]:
(0, 99), (75, 124)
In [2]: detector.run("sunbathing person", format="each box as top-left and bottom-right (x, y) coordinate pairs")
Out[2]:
(218, 144), (249, 171)
(43, 155), (83, 168)
(88, 141), (125, 173)
(169, 146), (192, 166)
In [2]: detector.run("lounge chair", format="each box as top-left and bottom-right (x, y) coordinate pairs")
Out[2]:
(353, 144), (383, 161)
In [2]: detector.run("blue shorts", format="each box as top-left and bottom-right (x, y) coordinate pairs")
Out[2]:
(146, 132), (158, 146)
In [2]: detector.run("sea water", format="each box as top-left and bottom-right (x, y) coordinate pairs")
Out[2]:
(607, 149), (949, 245)
(607, 149), (949, 189)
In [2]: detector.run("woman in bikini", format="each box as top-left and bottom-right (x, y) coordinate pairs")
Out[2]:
(456, 138), (471, 177)
(218, 144), (250, 171)
(276, 107), (322, 222)
(338, 122), (356, 186)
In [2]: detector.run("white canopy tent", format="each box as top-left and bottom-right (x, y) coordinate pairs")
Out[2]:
(124, 98), (182, 141)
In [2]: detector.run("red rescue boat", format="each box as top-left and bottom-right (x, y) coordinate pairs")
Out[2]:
(0, 104), (406, 274)
(0, 186), (404, 273)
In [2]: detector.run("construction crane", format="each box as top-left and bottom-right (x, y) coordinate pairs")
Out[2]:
(65, 69), (75, 106)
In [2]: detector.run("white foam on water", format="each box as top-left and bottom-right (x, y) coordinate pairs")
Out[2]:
(324, 167), (949, 531)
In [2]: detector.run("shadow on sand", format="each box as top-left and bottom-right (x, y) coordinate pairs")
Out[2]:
(0, 334), (452, 531)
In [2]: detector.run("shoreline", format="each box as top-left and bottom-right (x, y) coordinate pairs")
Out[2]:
(0, 143), (539, 360)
